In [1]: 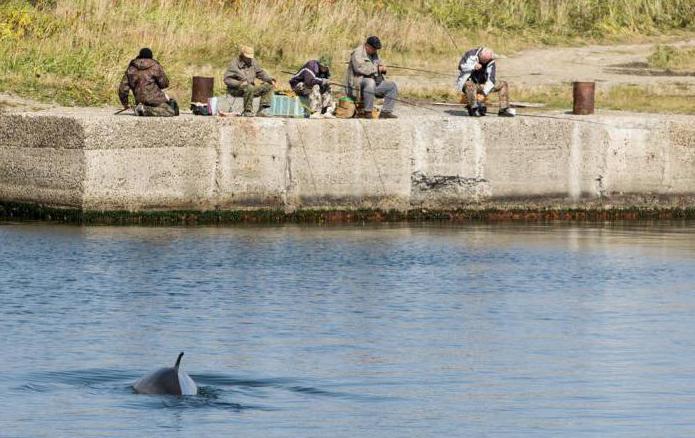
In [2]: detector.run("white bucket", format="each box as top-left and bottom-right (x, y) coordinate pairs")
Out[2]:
(207, 97), (218, 115)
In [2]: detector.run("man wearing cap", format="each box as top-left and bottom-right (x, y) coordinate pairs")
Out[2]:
(345, 36), (398, 119)
(118, 48), (179, 117)
(456, 47), (514, 117)
(289, 55), (335, 118)
(224, 46), (277, 117)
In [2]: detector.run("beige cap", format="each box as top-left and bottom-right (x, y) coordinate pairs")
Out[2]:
(240, 45), (254, 59)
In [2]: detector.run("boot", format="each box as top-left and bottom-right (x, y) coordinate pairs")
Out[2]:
(467, 105), (479, 117)
(379, 111), (398, 119)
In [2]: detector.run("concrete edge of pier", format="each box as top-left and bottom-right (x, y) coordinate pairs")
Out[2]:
(1, 108), (694, 224)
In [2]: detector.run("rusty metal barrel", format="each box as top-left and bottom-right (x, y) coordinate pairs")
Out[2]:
(572, 81), (595, 115)
(191, 76), (214, 103)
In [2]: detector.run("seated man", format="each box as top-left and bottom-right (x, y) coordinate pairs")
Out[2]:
(224, 46), (276, 117)
(118, 48), (178, 117)
(345, 36), (398, 119)
(289, 55), (335, 118)
(456, 47), (514, 117)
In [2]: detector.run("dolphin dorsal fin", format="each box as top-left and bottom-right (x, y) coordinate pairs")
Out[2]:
(175, 352), (184, 369)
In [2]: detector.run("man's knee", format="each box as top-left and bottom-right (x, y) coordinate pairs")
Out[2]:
(257, 82), (274, 96)
(361, 78), (376, 92)
(464, 81), (476, 92)
(239, 85), (255, 96)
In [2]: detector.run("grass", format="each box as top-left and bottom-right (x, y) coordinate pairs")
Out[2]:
(648, 45), (695, 71)
(0, 0), (694, 107)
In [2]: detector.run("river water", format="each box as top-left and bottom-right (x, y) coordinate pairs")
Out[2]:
(1, 223), (695, 437)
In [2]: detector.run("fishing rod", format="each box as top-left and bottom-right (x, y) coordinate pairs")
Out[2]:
(387, 65), (452, 77)
(339, 62), (451, 77)
(280, 70), (439, 113)
(114, 107), (130, 115)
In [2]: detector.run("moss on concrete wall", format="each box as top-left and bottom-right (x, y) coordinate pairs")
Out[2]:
(3, 201), (695, 225)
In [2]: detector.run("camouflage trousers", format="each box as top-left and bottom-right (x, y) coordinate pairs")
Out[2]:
(295, 84), (335, 115)
(136, 101), (177, 117)
(465, 80), (509, 109)
(228, 83), (274, 113)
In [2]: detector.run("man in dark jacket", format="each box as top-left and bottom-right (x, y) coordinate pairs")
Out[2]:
(118, 48), (178, 117)
(456, 47), (514, 117)
(224, 45), (276, 117)
(289, 55), (335, 118)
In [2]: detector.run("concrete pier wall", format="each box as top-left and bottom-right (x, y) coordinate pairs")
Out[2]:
(1, 110), (694, 216)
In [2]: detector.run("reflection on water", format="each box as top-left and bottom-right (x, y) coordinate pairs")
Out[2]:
(2, 223), (695, 437)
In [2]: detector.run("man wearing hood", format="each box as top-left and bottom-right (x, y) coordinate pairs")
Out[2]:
(118, 48), (178, 117)
(289, 55), (335, 118)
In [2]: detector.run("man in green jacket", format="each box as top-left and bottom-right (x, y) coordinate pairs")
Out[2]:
(224, 46), (276, 117)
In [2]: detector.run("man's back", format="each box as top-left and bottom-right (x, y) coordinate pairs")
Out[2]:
(123, 58), (169, 106)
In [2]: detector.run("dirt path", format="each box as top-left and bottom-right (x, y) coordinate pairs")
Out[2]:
(498, 39), (695, 88)
(394, 39), (695, 92)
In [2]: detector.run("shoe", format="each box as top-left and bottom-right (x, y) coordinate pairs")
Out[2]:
(478, 104), (487, 116)
(359, 110), (375, 119)
(467, 105), (479, 117)
(135, 103), (145, 116)
(379, 111), (398, 119)
(322, 112), (336, 119)
(498, 107), (516, 117)
(256, 106), (273, 117)
(241, 111), (255, 117)
(309, 112), (323, 119)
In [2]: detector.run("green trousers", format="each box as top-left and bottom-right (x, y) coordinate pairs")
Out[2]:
(138, 101), (177, 117)
(228, 83), (274, 113)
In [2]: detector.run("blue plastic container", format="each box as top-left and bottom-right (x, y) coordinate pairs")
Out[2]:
(270, 95), (306, 118)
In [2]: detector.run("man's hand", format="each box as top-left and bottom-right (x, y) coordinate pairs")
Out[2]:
(240, 80), (249, 87)
(474, 63), (483, 70)
(378, 64), (387, 73)
(271, 79), (277, 87)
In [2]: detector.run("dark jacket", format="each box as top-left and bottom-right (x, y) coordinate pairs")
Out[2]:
(223, 57), (273, 89)
(289, 60), (330, 90)
(118, 58), (169, 107)
(456, 47), (497, 93)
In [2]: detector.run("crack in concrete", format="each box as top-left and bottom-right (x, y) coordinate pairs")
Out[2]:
(412, 171), (488, 190)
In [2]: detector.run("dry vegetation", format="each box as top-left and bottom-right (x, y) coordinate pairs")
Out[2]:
(0, 0), (694, 108)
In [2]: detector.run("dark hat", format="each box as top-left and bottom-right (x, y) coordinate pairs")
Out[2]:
(366, 36), (382, 50)
(137, 48), (153, 59)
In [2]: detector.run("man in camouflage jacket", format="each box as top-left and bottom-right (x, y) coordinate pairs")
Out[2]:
(118, 48), (178, 117)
